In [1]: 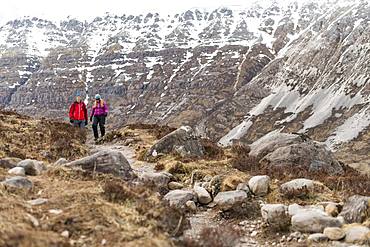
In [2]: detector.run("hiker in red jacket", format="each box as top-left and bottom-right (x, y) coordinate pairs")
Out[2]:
(69, 91), (88, 128)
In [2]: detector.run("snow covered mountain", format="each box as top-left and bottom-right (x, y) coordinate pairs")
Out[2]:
(0, 0), (369, 167)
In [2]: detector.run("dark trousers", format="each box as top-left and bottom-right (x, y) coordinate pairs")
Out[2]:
(92, 115), (106, 139)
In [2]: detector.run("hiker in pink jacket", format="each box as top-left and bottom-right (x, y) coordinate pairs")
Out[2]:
(90, 94), (108, 140)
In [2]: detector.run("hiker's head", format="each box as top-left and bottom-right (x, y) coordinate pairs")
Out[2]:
(76, 91), (81, 102)
(95, 94), (101, 101)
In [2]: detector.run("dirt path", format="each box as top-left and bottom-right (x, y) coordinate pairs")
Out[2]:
(88, 138), (263, 246)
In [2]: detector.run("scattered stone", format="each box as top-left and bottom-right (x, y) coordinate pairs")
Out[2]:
(292, 210), (342, 233)
(0, 157), (21, 169)
(307, 233), (328, 243)
(27, 198), (48, 206)
(251, 230), (258, 237)
(288, 203), (325, 216)
(49, 209), (63, 215)
(163, 190), (195, 208)
(186, 200), (197, 211)
(17, 159), (46, 176)
(8, 167), (26, 176)
(61, 230), (69, 238)
(65, 150), (134, 179)
(203, 175), (213, 182)
(194, 185), (212, 204)
(168, 181), (184, 190)
(54, 158), (68, 165)
(261, 204), (290, 230)
(146, 126), (205, 159)
(339, 195), (370, 223)
(138, 172), (171, 189)
(325, 202), (340, 217)
(1, 176), (33, 189)
(343, 224), (370, 244)
(213, 190), (248, 210)
(248, 175), (270, 196)
(280, 178), (314, 198)
(26, 213), (39, 227)
(323, 227), (346, 240)
(236, 183), (251, 194)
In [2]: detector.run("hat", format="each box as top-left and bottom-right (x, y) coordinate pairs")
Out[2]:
(95, 94), (101, 100)
(76, 91), (81, 97)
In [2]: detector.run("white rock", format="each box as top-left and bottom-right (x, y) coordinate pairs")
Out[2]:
(186, 200), (197, 211)
(213, 190), (248, 210)
(27, 198), (48, 206)
(8, 167), (26, 176)
(251, 231), (258, 237)
(343, 225), (370, 244)
(194, 185), (212, 204)
(49, 209), (63, 215)
(17, 159), (46, 176)
(163, 190), (195, 208)
(61, 230), (69, 238)
(288, 203), (325, 216)
(168, 181), (184, 190)
(248, 175), (270, 196)
(307, 233), (328, 243)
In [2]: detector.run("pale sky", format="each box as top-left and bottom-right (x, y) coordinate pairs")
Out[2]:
(0, 0), (263, 25)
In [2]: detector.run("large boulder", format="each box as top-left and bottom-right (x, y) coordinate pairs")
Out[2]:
(250, 132), (343, 175)
(17, 159), (46, 175)
(261, 204), (290, 230)
(339, 195), (370, 223)
(65, 150), (134, 179)
(213, 190), (248, 210)
(1, 176), (33, 189)
(194, 185), (212, 204)
(147, 126), (205, 159)
(249, 132), (302, 158)
(291, 211), (342, 233)
(163, 190), (195, 208)
(248, 175), (270, 196)
(0, 157), (22, 169)
(343, 224), (370, 244)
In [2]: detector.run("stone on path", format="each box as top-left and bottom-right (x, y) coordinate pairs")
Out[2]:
(1, 176), (33, 189)
(291, 210), (342, 233)
(248, 175), (270, 196)
(8, 167), (26, 176)
(213, 190), (248, 210)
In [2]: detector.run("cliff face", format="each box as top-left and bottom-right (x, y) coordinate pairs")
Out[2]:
(0, 0), (369, 167)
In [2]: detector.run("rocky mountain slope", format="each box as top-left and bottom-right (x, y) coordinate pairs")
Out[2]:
(0, 0), (369, 168)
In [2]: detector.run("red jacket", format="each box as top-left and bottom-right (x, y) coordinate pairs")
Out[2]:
(69, 101), (88, 121)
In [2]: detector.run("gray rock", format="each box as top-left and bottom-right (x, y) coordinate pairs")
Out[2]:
(324, 202), (340, 217)
(194, 185), (212, 204)
(213, 190), (248, 210)
(261, 204), (290, 230)
(291, 211), (342, 233)
(280, 178), (315, 198)
(248, 175), (270, 196)
(27, 198), (48, 206)
(17, 159), (46, 175)
(8, 167), (26, 176)
(307, 233), (328, 243)
(339, 195), (370, 223)
(1, 176), (33, 189)
(54, 158), (68, 165)
(236, 183), (251, 194)
(288, 203), (325, 216)
(343, 225), (370, 244)
(163, 190), (195, 208)
(0, 157), (22, 169)
(168, 181), (184, 190)
(65, 150), (134, 179)
(323, 227), (346, 241)
(138, 172), (171, 188)
(147, 126), (204, 159)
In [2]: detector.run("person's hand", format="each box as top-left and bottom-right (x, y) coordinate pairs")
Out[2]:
(85, 120), (88, 125)
(70, 119), (73, 123)
(90, 116), (93, 122)
(103, 113), (108, 117)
